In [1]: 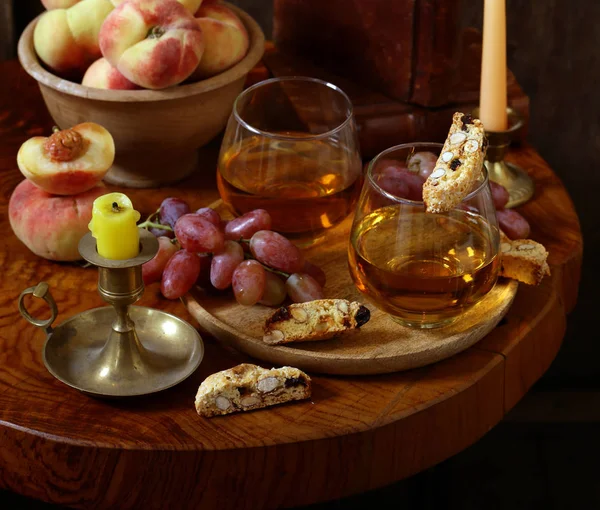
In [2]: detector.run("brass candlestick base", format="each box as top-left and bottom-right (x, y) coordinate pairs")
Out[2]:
(18, 229), (204, 398)
(472, 107), (535, 208)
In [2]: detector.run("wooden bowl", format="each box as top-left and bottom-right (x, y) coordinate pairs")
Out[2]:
(17, 4), (265, 189)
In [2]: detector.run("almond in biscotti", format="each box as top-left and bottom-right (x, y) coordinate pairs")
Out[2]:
(422, 112), (488, 213)
(194, 363), (312, 418)
(263, 299), (371, 345)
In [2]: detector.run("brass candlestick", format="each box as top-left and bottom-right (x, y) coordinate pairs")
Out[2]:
(472, 107), (535, 208)
(18, 229), (204, 398)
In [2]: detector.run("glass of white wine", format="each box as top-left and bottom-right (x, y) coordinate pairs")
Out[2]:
(217, 76), (362, 247)
(348, 142), (501, 329)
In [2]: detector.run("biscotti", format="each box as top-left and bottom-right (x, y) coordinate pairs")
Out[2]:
(499, 232), (550, 285)
(263, 299), (371, 345)
(195, 363), (311, 417)
(423, 112), (488, 213)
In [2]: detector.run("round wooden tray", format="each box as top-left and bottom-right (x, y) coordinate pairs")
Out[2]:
(183, 202), (518, 375)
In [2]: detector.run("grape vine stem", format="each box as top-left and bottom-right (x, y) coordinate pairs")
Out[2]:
(138, 208), (173, 231)
(138, 220), (173, 232)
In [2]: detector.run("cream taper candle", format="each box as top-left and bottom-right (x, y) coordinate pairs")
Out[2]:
(479, 0), (508, 131)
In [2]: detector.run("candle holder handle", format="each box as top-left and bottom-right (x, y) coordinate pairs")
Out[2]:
(18, 282), (58, 336)
(473, 107), (535, 208)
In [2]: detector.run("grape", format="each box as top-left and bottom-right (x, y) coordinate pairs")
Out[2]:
(161, 250), (201, 300)
(259, 271), (287, 307)
(197, 253), (212, 288)
(174, 214), (225, 254)
(225, 209), (272, 241)
(377, 165), (425, 201)
(407, 151), (438, 180)
(210, 240), (245, 290)
(371, 159), (398, 173)
(396, 168), (426, 201)
(142, 236), (179, 286)
(149, 226), (174, 239)
(285, 273), (324, 303)
(490, 181), (510, 210)
(195, 207), (222, 228)
(303, 260), (326, 288)
(231, 260), (266, 306)
(496, 209), (531, 240)
(376, 170), (410, 199)
(249, 230), (305, 274)
(159, 197), (190, 229)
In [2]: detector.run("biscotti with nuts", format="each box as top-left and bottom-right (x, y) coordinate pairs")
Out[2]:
(263, 299), (371, 345)
(423, 112), (488, 213)
(194, 363), (311, 418)
(499, 232), (550, 285)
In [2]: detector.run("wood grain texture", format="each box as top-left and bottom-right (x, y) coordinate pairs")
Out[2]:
(184, 202), (518, 375)
(15, 4), (266, 189)
(0, 60), (582, 509)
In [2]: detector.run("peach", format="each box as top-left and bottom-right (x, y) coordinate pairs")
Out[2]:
(109, 0), (203, 14)
(190, 3), (249, 80)
(99, 0), (204, 90)
(41, 0), (82, 9)
(9, 180), (107, 262)
(17, 122), (115, 196)
(33, 0), (114, 76)
(82, 57), (140, 90)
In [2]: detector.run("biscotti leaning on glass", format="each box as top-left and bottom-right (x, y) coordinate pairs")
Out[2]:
(423, 112), (488, 213)
(195, 363), (311, 417)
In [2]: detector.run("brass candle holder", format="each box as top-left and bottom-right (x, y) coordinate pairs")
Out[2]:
(472, 107), (535, 208)
(18, 229), (204, 398)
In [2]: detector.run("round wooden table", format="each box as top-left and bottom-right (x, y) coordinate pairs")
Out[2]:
(0, 60), (582, 510)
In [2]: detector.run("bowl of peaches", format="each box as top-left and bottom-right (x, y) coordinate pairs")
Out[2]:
(17, 0), (265, 188)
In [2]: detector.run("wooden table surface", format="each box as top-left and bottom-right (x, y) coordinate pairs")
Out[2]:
(0, 60), (583, 510)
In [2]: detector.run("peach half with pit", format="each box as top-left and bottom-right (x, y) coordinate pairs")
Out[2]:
(17, 122), (115, 196)
(9, 179), (108, 262)
(99, 0), (205, 90)
(190, 2), (249, 80)
(82, 57), (140, 90)
(33, 0), (114, 76)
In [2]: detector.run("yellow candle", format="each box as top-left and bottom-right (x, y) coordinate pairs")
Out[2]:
(479, 0), (508, 131)
(89, 193), (141, 260)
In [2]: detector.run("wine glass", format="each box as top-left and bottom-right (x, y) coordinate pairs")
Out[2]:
(217, 76), (362, 247)
(348, 142), (501, 329)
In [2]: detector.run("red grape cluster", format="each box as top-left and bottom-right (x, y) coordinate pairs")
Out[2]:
(374, 151), (531, 239)
(141, 198), (326, 306)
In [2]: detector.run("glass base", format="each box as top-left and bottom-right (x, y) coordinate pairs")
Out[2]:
(390, 314), (458, 329)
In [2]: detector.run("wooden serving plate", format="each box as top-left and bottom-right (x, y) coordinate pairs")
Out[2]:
(183, 201), (518, 375)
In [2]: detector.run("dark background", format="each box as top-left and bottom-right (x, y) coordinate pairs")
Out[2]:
(1, 0), (599, 508)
